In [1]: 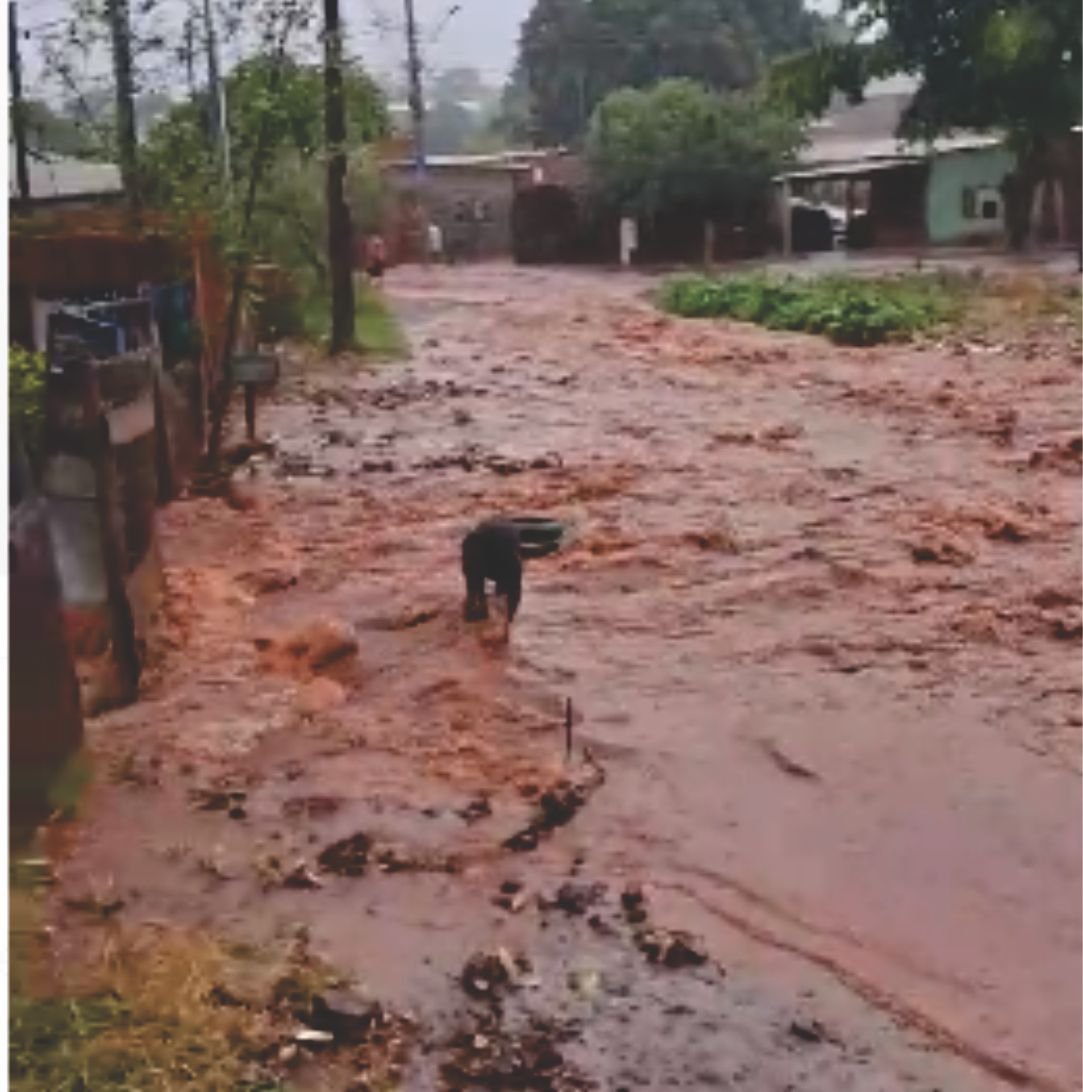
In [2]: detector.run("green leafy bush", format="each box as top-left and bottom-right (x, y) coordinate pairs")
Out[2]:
(659, 272), (964, 345)
(9, 345), (47, 466)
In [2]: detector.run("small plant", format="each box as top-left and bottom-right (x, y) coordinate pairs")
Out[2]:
(659, 272), (966, 345)
(9, 344), (47, 468)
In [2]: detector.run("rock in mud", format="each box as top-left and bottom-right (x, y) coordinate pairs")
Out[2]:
(788, 1018), (829, 1045)
(317, 832), (372, 876)
(620, 883), (649, 925)
(635, 927), (709, 969)
(283, 862), (324, 889)
(310, 990), (382, 1044)
(503, 763), (606, 853)
(442, 1018), (586, 1091)
(545, 881), (606, 916)
(460, 948), (526, 1000)
(493, 880), (529, 913)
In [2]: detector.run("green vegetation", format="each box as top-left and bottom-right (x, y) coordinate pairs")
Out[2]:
(768, 0), (1081, 247)
(587, 79), (802, 221)
(297, 277), (408, 358)
(510, 0), (824, 144)
(660, 272), (965, 345)
(9, 848), (325, 1092)
(9, 345), (48, 469)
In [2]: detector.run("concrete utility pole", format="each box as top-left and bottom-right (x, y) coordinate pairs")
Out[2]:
(324, 0), (355, 353)
(403, 0), (425, 176)
(106, 0), (140, 210)
(9, 1), (30, 201)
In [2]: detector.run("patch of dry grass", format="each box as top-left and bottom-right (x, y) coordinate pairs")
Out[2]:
(10, 919), (292, 1091)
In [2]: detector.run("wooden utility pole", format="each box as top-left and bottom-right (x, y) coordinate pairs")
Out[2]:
(9, 1), (30, 201)
(106, 0), (140, 211)
(403, 0), (425, 176)
(324, 0), (355, 353)
(201, 0), (231, 185)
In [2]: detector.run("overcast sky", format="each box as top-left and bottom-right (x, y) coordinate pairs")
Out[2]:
(17, 0), (840, 105)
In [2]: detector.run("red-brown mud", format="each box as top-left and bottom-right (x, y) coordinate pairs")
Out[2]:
(43, 264), (1081, 1090)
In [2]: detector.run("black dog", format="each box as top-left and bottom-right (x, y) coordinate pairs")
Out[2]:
(462, 519), (522, 625)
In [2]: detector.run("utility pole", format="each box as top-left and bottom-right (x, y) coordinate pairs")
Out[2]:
(9, 1), (30, 201)
(201, 0), (231, 186)
(324, 0), (355, 353)
(183, 9), (195, 99)
(403, 0), (425, 176)
(106, 0), (140, 211)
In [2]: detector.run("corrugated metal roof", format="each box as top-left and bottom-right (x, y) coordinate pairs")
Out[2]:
(9, 149), (123, 200)
(381, 149), (561, 172)
(779, 133), (1004, 181)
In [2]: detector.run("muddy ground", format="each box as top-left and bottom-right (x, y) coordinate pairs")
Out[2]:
(42, 265), (1081, 1090)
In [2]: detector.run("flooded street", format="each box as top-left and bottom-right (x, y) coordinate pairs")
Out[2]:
(51, 264), (1081, 1090)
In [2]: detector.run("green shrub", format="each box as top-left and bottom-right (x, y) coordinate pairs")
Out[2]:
(659, 272), (963, 345)
(10, 345), (48, 467)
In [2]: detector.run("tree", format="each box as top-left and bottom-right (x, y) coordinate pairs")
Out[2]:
(17, 99), (100, 158)
(586, 78), (803, 251)
(513, 0), (823, 144)
(769, 0), (1082, 246)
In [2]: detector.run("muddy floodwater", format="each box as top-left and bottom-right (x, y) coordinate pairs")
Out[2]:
(49, 265), (1081, 1090)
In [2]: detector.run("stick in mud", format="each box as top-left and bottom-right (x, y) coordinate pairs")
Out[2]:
(565, 697), (573, 762)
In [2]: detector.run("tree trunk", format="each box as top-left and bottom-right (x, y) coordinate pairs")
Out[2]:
(324, 0), (355, 354)
(106, 0), (140, 214)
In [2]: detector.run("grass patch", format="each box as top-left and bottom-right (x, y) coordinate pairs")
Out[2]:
(9, 843), (331, 1092)
(297, 276), (408, 358)
(10, 921), (291, 1091)
(659, 271), (967, 345)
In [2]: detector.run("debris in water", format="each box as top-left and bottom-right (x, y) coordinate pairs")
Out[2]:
(457, 795), (493, 824)
(635, 927), (709, 969)
(460, 949), (524, 1000)
(759, 739), (820, 781)
(503, 759), (606, 854)
(317, 831), (372, 876)
(620, 883), (649, 924)
(545, 881), (606, 916)
(789, 1019), (828, 1045)
(283, 862), (324, 890)
(310, 990), (382, 1044)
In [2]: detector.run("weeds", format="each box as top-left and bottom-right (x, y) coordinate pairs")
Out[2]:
(659, 271), (967, 345)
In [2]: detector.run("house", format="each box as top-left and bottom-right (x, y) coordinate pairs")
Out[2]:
(775, 77), (1080, 253)
(9, 148), (124, 208)
(380, 149), (573, 261)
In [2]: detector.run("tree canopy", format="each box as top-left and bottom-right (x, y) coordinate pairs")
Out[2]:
(586, 78), (803, 218)
(141, 56), (388, 211)
(512, 0), (824, 145)
(769, 0), (1082, 152)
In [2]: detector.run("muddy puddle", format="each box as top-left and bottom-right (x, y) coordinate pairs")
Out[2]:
(43, 264), (1080, 1091)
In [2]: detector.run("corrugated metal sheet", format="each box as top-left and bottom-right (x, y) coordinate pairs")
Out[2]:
(9, 148), (123, 200)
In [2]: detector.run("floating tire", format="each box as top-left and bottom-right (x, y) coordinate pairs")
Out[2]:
(505, 516), (567, 558)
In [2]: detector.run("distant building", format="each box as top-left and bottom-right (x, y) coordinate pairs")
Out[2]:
(9, 148), (124, 209)
(380, 149), (577, 261)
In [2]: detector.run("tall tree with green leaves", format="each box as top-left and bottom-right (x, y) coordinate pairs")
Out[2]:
(587, 78), (803, 252)
(769, 0), (1082, 246)
(513, 0), (822, 144)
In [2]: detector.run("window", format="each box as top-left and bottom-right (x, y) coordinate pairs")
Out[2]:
(961, 186), (976, 219)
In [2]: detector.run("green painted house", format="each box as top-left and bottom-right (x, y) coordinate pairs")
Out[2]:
(925, 144), (1016, 245)
(775, 76), (1080, 252)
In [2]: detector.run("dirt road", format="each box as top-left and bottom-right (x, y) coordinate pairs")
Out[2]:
(50, 265), (1081, 1090)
